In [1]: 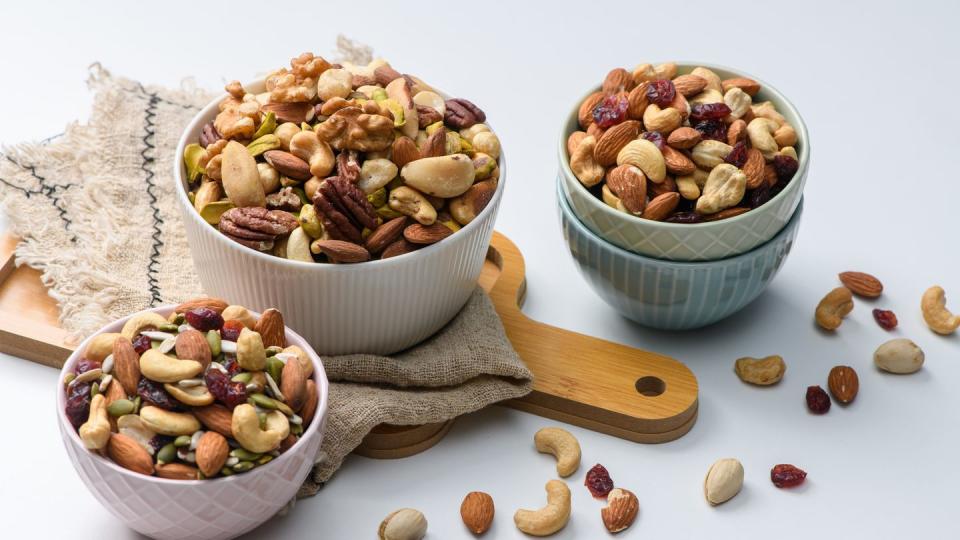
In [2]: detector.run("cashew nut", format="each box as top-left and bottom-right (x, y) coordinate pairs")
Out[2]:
(164, 383), (214, 406)
(534, 427), (581, 477)
(617, 139), (666, 183)
(774, 123), (798, 147)
(691, 66), (722, 93)
(237, 328), (267, 371)
(696, 163), (747, 215)
(231, 403), (290, 453)
(117, 414), (157, 454)
(751, 101), (786, 127)
(569, 135), (604, 187)
(139, 405), (201, 436)
(281, 345), (314, 378)
(747, 118), (780, 160)
(642, 104), (682, 134)
(83, 332), (121, 363)
(290, 130), (335, 178)
(139, 349), (203, 383)
(401, 154), (476, 198)
(79, 394), (111, 450)
(275, 122), (301, 151)
(922, 286), (960, 335)
(513, 480), (571, 536)
(120, 312), (169, 341)
(691, 140), (733, 170)
(222, 305), (256, 329)
(723, 87), (752, 119)
(689, 88), (724, 105)
(358, 158), (399, 194)
(815, 287), (854, 331)
(389, 186), (437, 225)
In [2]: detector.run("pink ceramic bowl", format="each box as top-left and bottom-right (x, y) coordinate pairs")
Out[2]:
(57, 306), (329, 540)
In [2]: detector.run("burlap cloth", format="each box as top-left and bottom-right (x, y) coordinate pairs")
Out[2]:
(0, 42), (533, 493)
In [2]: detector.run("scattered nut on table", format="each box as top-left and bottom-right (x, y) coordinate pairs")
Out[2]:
(921, 285), (960, 335)
(534, 427), (581, 477)
(815, 287), (854, 330)
(514, 479), (571, 536)
(734, 355), (786, 385)
(874, 338), (925, 374)
(704, 458), (744, 506)
(378, 508), (427, 540)
(838, 271), (883, 298)
(827, 365), (859, 403)
(601, 488), (639, 533)
(460, 491), (495, 535)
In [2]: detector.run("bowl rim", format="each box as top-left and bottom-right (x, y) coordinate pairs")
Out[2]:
(558, 177), (804, 267)
(557, 60), (810, 231)
(173, 78), (506, 272)
(56, 305), (329, 487)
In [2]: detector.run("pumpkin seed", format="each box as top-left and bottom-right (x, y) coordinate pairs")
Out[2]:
(265, 346), (283, 357)
(174, 435), (192, 447)
(250, 393), (277, 410)
(107, 399), (135, 417)
(132, 396), (142, 414)
(231, 372), (253, 384)
(63, 373), (76, 387)
(220, 466), (234, 476)
(230, 448), (263, 461)
(257, 455), (273, 466)
(266, 357), (284, 384)
(290, 423), (304, 436)
(157, 443), (178, 464)
(233, 461), (256, 472)
(90, 382), (100, 397)
(173, 313), (185, 325)
(158, 323), (179, 333)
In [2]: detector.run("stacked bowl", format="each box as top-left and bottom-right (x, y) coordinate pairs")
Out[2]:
(557, 63), (809, 330)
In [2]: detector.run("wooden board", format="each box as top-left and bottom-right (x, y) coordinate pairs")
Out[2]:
(0, 231), (698, 448)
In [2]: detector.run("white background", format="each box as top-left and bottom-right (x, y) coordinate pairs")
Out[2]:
(1, 1), (958, 538)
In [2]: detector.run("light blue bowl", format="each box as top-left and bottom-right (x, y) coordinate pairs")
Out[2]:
(558, 181), (802, 330)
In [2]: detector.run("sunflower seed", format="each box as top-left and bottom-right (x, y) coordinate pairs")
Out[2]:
(190, 430), (204, 450)
(232, 461), (255, 472)
(99, 374), (113, 392)
(225, 457), (240, 467)
(158, 443), (178, 464)
(178, 378), (203, 388)
(141, 331), (176, 341)
(178, 323), (195, 334)
(209, 362), (228, 374)
(245, 383), (260, 393)
(289, 414), (303, 425)
(102, 354), (115, 374)
(274, 352), (296, 364)
(158, 337), (177, 354)
(220, 340), (238, 354)
(177, 448), (197, 463)
(174, 435), (192, 447)
(71, 368), (103, 386)
(265, 372), (284, 401)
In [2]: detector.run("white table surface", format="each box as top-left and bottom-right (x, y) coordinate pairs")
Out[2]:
(2, 1), (959, 538)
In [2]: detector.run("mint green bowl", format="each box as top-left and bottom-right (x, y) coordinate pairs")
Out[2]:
(558, 62), (809, 262)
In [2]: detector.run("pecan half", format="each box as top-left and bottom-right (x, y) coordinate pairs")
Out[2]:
(336, 150), (361, 183)
(218, 207), (298, 251)
(314, 107), (394, 151)
(417, 105), (443, 128)
(265, 187), (303, 212)
(444, 98), (486, 129)
(313, 177), (378, 243)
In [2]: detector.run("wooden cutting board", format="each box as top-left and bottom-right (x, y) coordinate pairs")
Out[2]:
(0, 231), (698, 453)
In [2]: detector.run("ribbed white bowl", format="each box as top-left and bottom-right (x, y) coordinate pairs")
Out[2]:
(174, 81), (505, 355)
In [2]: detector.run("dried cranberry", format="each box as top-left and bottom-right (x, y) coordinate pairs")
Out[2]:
(689, 103), (731, 122)
(220, 319), (245, 342)
(724, 141), (748, 168)
(205, 369), (247, 409)
(645, 80), (676, 108)
(138, 378), (178, 410)
(666, 212), (703, 224)
(772, 155), (799, 182)
(749, 186), (771, 208)
(584, 464), (614, 498)
(65, 382), (92, 429)
(873, 309), (898, 330)
(640, 131), (666, 150)
(693, 119), (727, 141)
(132, 334), (153, 355)
(221, 355), (242, 376)
(806, 385), (831, 414)
(771, 464), (807, 488)
(592, 94), (628, 129)
(75, 358), (101, 374)
(185, 308), (224, 332)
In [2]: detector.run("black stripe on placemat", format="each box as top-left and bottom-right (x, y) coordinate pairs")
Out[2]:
(140, 93), (164, 306)
(2, 155), (78, 243)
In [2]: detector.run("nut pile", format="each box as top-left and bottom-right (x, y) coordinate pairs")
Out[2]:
(567, 62), (800, 222)
(64, 298), (320, 480)
(183, 53), (501, 264)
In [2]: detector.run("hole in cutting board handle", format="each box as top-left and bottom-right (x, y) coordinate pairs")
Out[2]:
(635, 376), (666, 397)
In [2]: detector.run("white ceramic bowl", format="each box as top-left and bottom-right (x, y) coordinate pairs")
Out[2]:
(174, 81), (504, 355)
(559, 62), (809, 261)
(57, 306), (329, 540)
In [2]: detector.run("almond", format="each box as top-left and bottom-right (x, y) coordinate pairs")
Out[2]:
(195, 431), (230, 477)
(280, 355), (308, 412)
(107, 433), (154, 476)
(648, 175), (678, 199)
(727, 119), (747, 145)
(703, 207), (750, 221)
(828, 365), (859, 404)
(263, 150), (312, 181)
(743, 148), (766, 190)
(404, 223), (454, 245)
(174, 297), (228, 314)
(312, 240), (372, 264)
(365, 217), (407, 254)
(460, 491), (495, 535)
(606, 165), (647, 215)
(642, 192), (680, 221)
(601, 488), (639, 533)
(300, 379), (319, 427)
(193, 405), (234, 437)
(254, 308), (286, 348)
(155, 463), (200, 480)
(374, 65), (403, 87)
(421, 128), (446, 158)
(666, 127), (701, 149)
(838, 271), (883, 298)
(578, 91), (605, 128)
(602, 68), (633, 94)
(627, 82), (649, 119)
(391, 136), (421, 169)
(174, 329), (212, 369)
(381, 238), (417, 259)
(763, 163), (778, 188)
(662, 145), (696, 176)
(279, 434), (299, 453)
(594, 120), (640, 166)
(672, 74), (708, 97)
(722, 77), (761, 96)
(261, 101), (315, 124)
(111, 337), (141, 396)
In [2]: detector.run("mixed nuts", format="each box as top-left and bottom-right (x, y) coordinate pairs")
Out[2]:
(567, 62), (801, 222)
(65, 298), (320, 479)
(184, 52), (501, 264)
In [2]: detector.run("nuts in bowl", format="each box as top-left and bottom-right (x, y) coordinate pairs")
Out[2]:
(558, 62), (808, 262)
(57, 299), (328, 540)
(182, 53), (501, 264)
